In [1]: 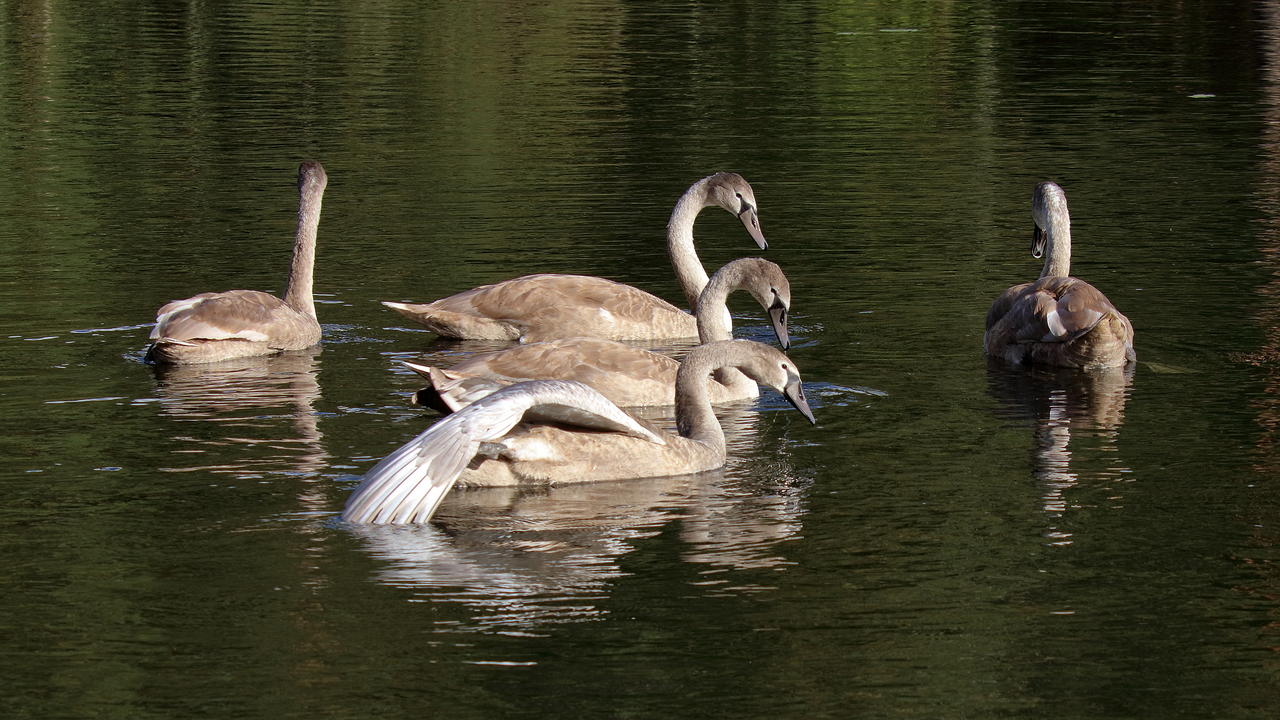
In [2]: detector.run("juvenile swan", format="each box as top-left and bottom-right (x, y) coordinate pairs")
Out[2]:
(381, 172), (766, 342)
(411, 257), (792, 410)
(341, 340), (816, 524)
(984, 181), (1135, 369)
(146, 162), (328, 364)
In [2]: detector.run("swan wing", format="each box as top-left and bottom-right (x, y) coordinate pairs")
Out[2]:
(448, 338), (680, 407)
(390, 274), (690, 342)
(989, 277), (1116, 345)
(342, 380), (664, 524)
(1023, 277), (1114, 343)
(341, 396), (524, 524)
(151, 290), (292, 343)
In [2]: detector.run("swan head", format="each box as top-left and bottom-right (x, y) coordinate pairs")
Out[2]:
(706, 172), (767, 250)
(1030, 181), (1069, 259)
(740, 258), (792, 349)
(298, 160), (328, 194)
(776, 360), (814, 424)
(721, 340), (816, 425)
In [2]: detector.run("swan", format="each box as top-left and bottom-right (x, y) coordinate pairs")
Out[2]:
(984, 181), (1135, 369)
(341, 340), (816, 524)
(380, 172), (766, 342)
(146, 161), (328, 364)
(409, 257), (791, 410)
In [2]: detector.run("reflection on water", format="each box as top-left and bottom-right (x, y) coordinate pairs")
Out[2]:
(346, 400), (807, 630)
(987, 362), (1134, 546)
(1252, 2), (1280, 473)
(147, 348), (327, 483)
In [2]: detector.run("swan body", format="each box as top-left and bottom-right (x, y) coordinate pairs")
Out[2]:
(411, 257), (791, 410)
(984, 181), (1135, 369)
(381, 172), (766, 342)
(146, 161), (328, 364)
(341, 340), (815, 524)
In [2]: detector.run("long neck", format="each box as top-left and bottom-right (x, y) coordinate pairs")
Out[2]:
(667, 178), (713, 310)
(694, 263), (755, 397)
(282, 182), (324, 318)
(674, 348), (728, 458)
(1039, 199), (1072, 279)
(694, 263), (741, 343)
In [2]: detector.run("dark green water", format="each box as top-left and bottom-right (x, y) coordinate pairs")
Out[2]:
(2, 1), (1279, 717)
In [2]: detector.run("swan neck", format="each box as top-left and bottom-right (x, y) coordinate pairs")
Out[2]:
(668, 179), (713, 310)
(283, 183), (324, 318)
(674, 348), (727, 455)
(1040, 221), (1071, 279)
(694, 264), (739, 343)
(1037, 190), (1072, 279)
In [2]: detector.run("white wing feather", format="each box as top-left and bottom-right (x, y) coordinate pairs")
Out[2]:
(341, 380), (665, 524)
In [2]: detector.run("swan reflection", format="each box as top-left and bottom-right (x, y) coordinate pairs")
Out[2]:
(346, 400), (807, 629)
(987, 361), (1134, 545)
(147, 348), (327, 481)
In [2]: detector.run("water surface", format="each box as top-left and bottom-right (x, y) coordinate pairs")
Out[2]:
(1, 1), (1278, 718)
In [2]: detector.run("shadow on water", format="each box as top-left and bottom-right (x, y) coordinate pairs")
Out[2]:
(148, 347), (328, 482)
(986, 360), (1135, 547)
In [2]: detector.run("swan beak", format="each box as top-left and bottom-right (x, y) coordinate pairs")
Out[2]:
(1031, 225), (1046, 259)
(768, 300), (791, 350)
(738, 204), (767, 249)
(783, 376), (817, 425)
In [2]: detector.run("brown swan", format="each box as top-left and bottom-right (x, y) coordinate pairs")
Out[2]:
(341, 340), (815, 524)
(985, 181), (1135, 369)
(146, 161), (328, 364)
(380, 172), (766, 342)
(410, 257), (791, 410)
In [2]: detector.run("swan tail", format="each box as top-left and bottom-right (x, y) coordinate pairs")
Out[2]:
(381, 301), (521, 340)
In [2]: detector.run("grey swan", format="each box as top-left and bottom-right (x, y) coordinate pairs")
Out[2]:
(410, 257), (791, 410)
(146, 161), (328, 364)
(341, 340), (816, 524)
(380, 172), (766, 342)
(984, 181), (1135, 369)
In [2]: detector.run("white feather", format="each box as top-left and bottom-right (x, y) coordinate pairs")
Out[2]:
(342, 380), (663, 524)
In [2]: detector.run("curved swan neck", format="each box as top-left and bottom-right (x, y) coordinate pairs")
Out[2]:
(283, 165), (326, 318)
(1036, 184), (1072, 279)
(667, 176), (716, 310)
(694, 262), (743, 343)
(674, 346), (728, 454)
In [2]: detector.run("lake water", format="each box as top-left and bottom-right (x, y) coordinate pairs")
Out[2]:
(2, 1), (1279, 717)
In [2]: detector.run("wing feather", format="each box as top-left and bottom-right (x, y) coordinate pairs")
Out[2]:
(342, 380), (665, 524)
(151, 290), (296, 343)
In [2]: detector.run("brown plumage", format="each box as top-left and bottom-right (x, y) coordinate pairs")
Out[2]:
(341, 340), (816, 524)
(984, 181), (1135, 369)
(381, 172), (766, 342)
(146, 161), (328, 364)
(409, 257), (792, 409)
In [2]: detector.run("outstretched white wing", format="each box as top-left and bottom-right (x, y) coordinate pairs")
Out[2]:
(341, 380), (664, 524)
